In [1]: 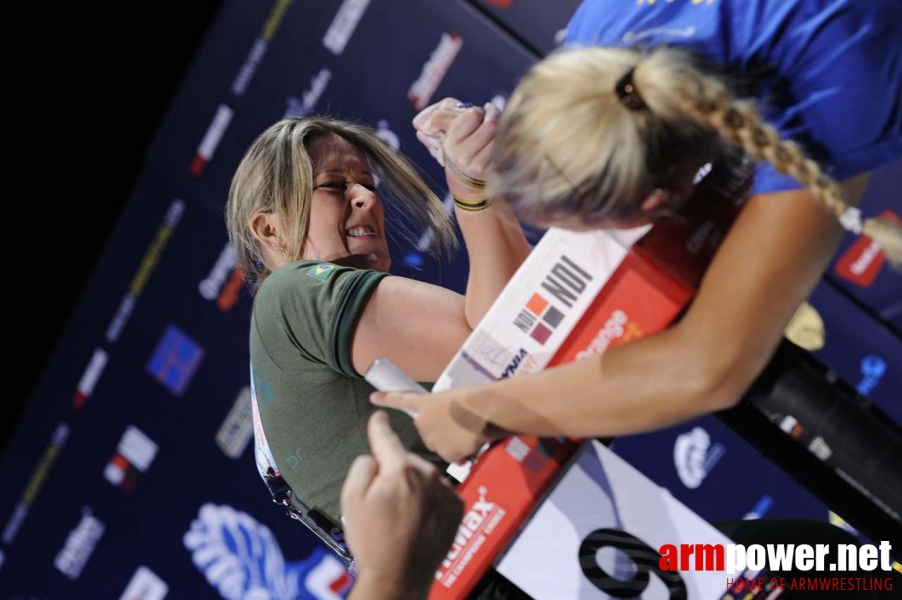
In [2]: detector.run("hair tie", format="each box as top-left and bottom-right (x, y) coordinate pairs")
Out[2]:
(615, 67), (647, 111)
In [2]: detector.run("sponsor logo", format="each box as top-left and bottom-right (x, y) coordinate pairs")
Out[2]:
(104, 426), (159, 493)
(147, 325), (204, 396)
(743, 495), (774, 520)
(856, 355), (886, 396)
(72, 349), (109, 409)
(835, 210), (900, 287)
(470, 332), (538, 379)
(779, 415), (805, 439)
(119, 565), (168, 600)
(674, 427), (725, 489)
(55, 507), (104, 580)
(2, 424), (69, 545)
(808, 436), (832, 461)
(307, 263), (336, 281)
(284, 68), (332, 119)
(408, 33), (463, 110)
(231, 0), (293, 96)
(435, 486), (506, 587)
(191, 104), (234, 176)
(233, 39), (268, 97)
(323, 0), (371, 55)
(199, 243), (244, 312)
(575, 310), (633, 360)
(216, 387), (254, 459)
(500, 348), (528, 379)
(512, 255), (592, 345)
(107, 200), (185, 343)
(184, 503), (349, 599)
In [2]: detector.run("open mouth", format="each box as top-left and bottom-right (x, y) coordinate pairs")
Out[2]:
(346, 225), (378, 239)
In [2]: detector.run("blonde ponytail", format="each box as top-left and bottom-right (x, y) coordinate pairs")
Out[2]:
(494, 46), (901, 269)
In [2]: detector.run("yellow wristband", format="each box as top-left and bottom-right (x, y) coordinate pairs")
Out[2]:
(452, 193), (490, 212)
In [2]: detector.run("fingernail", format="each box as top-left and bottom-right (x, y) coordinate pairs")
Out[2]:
(370, 392), (383, 404)
(372, 409), (388, 422)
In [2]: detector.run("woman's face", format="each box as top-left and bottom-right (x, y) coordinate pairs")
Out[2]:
(302, 133), (391, 272)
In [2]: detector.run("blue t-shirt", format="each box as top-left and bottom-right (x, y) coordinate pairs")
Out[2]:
(565, 0), (902, 196)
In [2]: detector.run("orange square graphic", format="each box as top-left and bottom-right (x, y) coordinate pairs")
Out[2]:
(525, 293), (548, 316)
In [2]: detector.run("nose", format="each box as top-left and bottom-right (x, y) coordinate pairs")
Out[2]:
(351, 184), (377, 209)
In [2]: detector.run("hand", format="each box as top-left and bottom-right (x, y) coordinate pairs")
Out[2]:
(412, 97), (501, 201)
(341, 411), (464, 599)
(370, 388), (504, 464)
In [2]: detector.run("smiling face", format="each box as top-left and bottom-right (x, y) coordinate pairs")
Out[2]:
(301, 133), (391, 272)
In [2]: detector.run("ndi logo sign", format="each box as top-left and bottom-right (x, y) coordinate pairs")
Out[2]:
(512, 255), (592, 344)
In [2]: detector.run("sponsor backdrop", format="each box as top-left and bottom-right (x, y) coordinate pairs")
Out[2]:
(1, 0), (899, 597)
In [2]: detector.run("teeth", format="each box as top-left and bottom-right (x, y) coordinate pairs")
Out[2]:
(347, 226), (375, 237)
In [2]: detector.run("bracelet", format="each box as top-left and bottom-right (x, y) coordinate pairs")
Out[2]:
(452, 193), (490, 212)
(442, 147), (486, 190)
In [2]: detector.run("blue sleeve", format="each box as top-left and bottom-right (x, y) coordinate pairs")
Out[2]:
(745, 0), (902, 195)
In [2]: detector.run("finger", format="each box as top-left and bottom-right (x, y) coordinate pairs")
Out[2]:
(472, 140), (494, 173)
(341, 455), (378, 508)
(370, 391), (423, 412)
(412, 101), (446, 132)
(366, 410), (409, 472)
(455, 106), (499, 158)
(445, 108), (486, 145)
(413, 98), (459, 130)
(425, 108), (460, 134)
(483, 102), (502, 123)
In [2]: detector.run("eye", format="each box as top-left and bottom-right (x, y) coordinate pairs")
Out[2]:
(319, 181), (347, 191)
(362, 183), (378, 192)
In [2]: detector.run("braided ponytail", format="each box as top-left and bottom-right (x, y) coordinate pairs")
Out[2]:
(632, 48), (902, 270)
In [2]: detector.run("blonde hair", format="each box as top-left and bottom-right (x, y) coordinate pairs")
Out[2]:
(493, 46), (902, 267)
(227, 116), (456, 291)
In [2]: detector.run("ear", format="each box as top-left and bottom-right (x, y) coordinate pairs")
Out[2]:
(640, 189), (674, 213)
(249, 212), (280, 246)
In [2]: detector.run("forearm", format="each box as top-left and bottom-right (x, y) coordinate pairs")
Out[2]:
(461, 325), (753, 438)
(349, 569), (430, 600)
(456, 199), (531, 328)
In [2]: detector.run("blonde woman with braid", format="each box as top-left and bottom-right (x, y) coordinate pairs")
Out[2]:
(371, 0), (902, 463)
